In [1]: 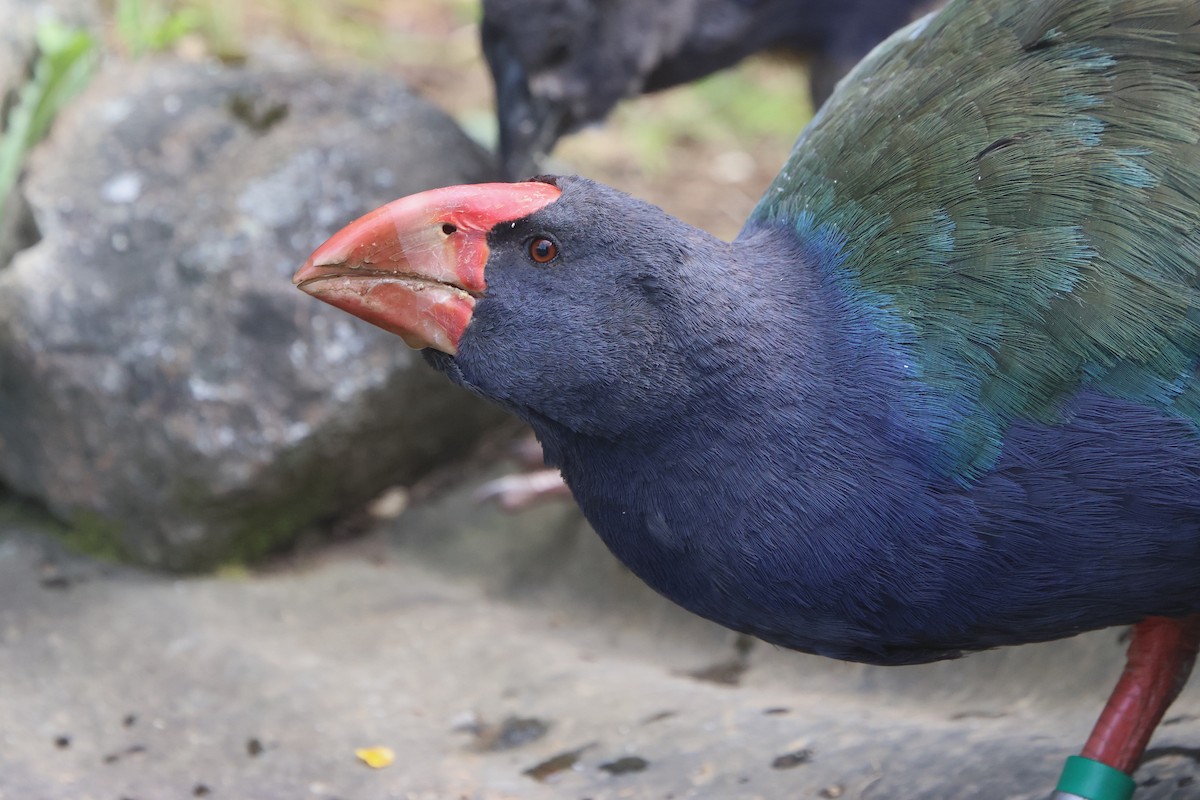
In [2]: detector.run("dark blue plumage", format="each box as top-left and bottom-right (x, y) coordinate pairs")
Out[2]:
(297, 0), (1200, 787)
(423, 190), (1200, 666)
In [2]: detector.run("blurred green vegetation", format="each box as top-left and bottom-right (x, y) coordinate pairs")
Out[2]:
(608, 62), (811, 173)
(0, 0), (204, 231)
(0, 22), (96, 230)
(115, 0), (201, 56)
(180, 0), (480, 65)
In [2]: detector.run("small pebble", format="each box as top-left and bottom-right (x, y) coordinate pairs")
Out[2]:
(523, 743), (595, 783)
(368, 486), (409, 520)
(771, 748), (812, 769)
(599, 756), (649, 775)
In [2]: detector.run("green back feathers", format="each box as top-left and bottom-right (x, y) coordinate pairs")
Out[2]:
(753, 0), (1200, 480)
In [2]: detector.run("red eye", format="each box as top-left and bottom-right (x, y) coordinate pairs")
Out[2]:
(529, 237), (558, 263)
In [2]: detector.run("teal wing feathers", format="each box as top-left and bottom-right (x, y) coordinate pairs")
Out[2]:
(751, 0), (1200, 481)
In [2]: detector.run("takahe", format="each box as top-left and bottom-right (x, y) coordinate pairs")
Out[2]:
(296, 0), (1200, 796)
(483, 0), (936, 177)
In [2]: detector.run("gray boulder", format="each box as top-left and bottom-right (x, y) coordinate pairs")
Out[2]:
(0, 55), (506, 570)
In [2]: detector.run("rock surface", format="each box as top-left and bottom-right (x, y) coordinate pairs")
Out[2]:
(3, 475), (1200, 800)
(0, 55), (506, 569)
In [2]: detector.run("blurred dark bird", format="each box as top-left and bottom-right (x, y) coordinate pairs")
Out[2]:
(483, 0), (936, 178)
(298, 0), (1200, 796)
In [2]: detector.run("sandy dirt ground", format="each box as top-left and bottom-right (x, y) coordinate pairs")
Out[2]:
(4, 472), (1200, 799)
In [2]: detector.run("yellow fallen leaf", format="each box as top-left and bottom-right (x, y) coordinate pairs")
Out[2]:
(355, 746), (395, 769)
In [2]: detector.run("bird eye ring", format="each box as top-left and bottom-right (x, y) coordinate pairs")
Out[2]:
(528, 237), (558, 264)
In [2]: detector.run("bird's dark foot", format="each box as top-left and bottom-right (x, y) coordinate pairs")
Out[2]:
(1053, 615), (1200, 800)
(473, 468), (571, 511)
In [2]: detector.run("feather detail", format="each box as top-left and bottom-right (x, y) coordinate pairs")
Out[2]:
(751, 0), (1200, 482)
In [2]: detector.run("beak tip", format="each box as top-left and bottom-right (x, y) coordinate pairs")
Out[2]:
(292, 258), (327, 290)
(294, 237), (355, 288)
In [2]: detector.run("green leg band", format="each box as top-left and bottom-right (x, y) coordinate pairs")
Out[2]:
(1055, 755), (1136, 800)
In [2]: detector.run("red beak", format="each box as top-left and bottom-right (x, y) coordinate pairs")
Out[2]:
(293, 182), (562, 354)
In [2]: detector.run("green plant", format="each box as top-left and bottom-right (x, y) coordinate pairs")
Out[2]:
(0, 21), (96, 233)
(115, 0), (201, 57)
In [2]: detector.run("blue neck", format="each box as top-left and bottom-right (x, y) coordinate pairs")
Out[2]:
(525, 223), (963, 662)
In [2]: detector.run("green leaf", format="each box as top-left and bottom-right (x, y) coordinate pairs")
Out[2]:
(115, 0), (200, 58)
(0, 21), (96, 233)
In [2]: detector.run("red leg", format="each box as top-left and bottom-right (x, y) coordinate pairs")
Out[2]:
(1081, 615), (1200, 774)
